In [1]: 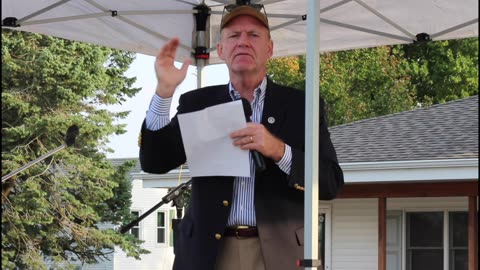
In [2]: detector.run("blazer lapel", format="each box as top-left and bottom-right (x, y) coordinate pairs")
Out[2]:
(210, 84), (233, 105)
(261, 79), (288, 136)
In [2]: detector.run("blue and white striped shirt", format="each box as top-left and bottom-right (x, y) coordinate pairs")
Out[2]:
(145, 77), (292, 226)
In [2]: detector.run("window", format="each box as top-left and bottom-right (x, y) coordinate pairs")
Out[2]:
(157, 211), (166, 244)
(169, 209), (175, 247)
(130, 211), (140, 239)
(449, 212), (468, 270)
(405, 211), (469, 270)
(386, 211), (402, 270)
(406, 212), (444, 270)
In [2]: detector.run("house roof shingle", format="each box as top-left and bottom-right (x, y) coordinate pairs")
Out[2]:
(109, 158), (189, 176)
(329, 95), (479, 163)
(109, 157), (141, 177)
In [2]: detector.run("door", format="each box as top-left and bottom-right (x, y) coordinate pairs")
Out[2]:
(319, 207), (331, 270)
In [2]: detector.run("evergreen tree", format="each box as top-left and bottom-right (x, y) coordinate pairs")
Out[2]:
(2, 29), (149, 269)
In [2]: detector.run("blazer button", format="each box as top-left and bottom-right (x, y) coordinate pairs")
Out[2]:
(215, 234), (222, 240)
(222, 200), (229, 207)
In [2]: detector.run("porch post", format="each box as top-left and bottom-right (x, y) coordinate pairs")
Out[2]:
(468, 196), (478, 270)
(378, 197), (386, 270)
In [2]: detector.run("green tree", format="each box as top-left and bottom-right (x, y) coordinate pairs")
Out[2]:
(268, 46), (415, 126)
(1, 30), (148, 269)
(267, 38), (478, 126)
(400, 37), (478, 104)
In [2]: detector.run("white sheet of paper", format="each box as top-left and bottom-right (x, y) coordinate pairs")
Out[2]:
(177, 100), (250, 177)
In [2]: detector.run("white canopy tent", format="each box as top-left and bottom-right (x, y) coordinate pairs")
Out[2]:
(2, 0), (478, 83)
(2, 0), (478, 268)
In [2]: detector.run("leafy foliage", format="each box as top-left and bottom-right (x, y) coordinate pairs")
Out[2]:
(267, 38), (478, 126)
(400, 38), (479, 104)
(1, 29), (148, 269)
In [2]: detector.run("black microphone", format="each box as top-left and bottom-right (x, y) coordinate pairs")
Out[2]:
(241, 98), (266, 172)
(65, 125), (79, 147)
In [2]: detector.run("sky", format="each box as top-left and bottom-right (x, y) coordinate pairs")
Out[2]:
(105, 54), (230, 159)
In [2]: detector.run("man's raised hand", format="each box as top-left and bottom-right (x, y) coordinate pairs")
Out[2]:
(155, 38), (192, 98)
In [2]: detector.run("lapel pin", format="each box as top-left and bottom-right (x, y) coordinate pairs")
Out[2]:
(267, 117), (275, 124)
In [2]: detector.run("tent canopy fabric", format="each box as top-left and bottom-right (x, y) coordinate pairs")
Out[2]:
(2, 0), (478, 66)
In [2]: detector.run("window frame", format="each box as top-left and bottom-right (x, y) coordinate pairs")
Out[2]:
(448, 211), (469, 270)
(405, 211), (444, 270)
(129, 210), (142, 240)
(156, 210), (168, 245)
(401, 209), (469, 270)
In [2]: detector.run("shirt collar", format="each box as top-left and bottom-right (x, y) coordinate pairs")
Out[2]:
(228, 76), (268, 101)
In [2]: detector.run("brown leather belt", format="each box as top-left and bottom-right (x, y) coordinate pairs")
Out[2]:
(224, 226), (258, 238)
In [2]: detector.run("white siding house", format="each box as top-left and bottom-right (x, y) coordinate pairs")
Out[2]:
(75, 162), (180, 270)
(322, 197), (473, 270)
(325, 96), (478, 270)
(112, 178), (176, 270)
(330, 199), (379, 270)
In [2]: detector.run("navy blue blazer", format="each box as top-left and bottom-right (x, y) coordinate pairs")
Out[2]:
(139, 79), (344, 270)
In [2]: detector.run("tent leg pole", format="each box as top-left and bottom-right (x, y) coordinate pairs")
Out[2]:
(302, 0), (320, 269)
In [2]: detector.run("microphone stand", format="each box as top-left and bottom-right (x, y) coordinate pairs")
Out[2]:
(119, 179), (192, 234)
(2, 125), (79, 183)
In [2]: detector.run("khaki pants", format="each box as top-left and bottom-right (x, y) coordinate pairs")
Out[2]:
(215, 237), (266, 270)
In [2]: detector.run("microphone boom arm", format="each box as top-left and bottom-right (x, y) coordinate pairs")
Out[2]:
(2, 125), (79, 183)
(119, 179), (192, 234)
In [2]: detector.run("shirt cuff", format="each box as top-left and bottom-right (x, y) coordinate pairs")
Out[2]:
(145, 94), (172, 131)
(275, 144), (292, 175)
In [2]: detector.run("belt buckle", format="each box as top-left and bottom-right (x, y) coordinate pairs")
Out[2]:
(235, 231), (246, 239)
(234, 225), (249, 239)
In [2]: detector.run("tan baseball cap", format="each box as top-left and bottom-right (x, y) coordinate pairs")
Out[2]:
(220, 5), (269, 30)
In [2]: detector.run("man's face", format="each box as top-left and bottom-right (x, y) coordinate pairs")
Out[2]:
(217, 15), (273, 75)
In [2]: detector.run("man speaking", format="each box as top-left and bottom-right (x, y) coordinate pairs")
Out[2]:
(139, 4), (344, 270)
